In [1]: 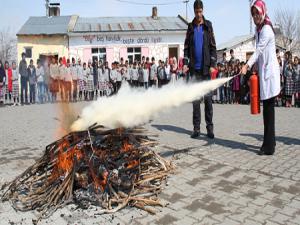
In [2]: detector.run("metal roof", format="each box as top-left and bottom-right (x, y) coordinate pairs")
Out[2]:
(17, 16), (73, 35)
(72, 16), (188, 33)
(217, 34), (255, 51)
(17, 15), (188, 36)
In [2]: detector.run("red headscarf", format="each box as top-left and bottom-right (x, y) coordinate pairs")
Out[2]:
(251, 0), (274, 33)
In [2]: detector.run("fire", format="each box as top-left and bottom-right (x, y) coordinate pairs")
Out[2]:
(51, 126), (139, 192)
(89, 164), (109, 192)
(51, 139), (83, 181)
(121, 139), (133, 152)
(125, 160), (139, 169)
(2, 126), (173, 217)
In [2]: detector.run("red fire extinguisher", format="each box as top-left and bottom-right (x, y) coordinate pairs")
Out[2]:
(250, 71), (260, 115)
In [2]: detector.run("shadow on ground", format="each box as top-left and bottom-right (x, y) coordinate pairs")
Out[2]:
(152, 124), (260, 154)
(240, 133), (300, 146)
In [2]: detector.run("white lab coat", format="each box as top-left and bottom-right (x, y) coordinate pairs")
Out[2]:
(247, 25), (280, 100)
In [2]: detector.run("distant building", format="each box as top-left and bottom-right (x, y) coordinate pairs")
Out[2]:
(17, 5), (188, 65)
(217, 26), (290, 63)
(17, 15), (73, 64)
(217, 34), (256, 62)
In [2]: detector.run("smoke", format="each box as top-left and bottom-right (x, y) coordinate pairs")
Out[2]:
(71, 77), (232, 131)
(55, 103), (78, 138)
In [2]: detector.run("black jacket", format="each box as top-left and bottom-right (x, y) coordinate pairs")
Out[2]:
(19, 59), (28, 78)
(27, 66), (37, 85)
(184, 17), (217, 76)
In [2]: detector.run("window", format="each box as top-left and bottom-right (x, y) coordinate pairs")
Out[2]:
(24, 47), (32, 58)
(127, 47), (141, 64)
(91, 48), (106, 63)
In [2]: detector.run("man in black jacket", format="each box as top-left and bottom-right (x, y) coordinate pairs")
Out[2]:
(92, 59), (99, 99)
(19, 53), (28, 105)
(183, 0), (217, 139)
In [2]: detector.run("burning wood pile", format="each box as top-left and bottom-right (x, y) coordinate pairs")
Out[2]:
(1, 126), (173, 220)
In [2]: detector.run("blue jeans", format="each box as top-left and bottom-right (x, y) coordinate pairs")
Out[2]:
(44, 83), (51, 102)
(37, 82), (45, 103)
(144, 82), (148, 89)
(226, 87), (233, 104)
(29, 84), (36, 104)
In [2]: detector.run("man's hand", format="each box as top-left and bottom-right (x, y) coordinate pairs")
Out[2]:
(241, 64), (248, 75)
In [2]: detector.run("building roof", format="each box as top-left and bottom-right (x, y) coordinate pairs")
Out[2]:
(217, 34), (255, 51)
(17, 15), (188, 36)
(17, 16), (74, 35)
(72, 16), (188, 33)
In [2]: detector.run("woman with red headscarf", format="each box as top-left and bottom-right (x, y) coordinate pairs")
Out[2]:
(242, 0), (280, 155)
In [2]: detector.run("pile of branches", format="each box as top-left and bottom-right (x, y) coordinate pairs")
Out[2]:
(1, 126), (173, 222)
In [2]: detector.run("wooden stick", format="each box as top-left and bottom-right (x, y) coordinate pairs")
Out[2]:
(133, 202), (157, 215)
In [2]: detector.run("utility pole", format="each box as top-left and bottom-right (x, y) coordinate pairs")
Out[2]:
(183, 0), (189, 21)
(249, 0), (253, 34)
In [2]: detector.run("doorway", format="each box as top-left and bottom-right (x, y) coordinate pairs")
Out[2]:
(168, 47), (178, 60)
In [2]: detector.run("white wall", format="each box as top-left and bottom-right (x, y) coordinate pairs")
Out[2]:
(68, 32), (185, 64)
(219, 39), (256, 62)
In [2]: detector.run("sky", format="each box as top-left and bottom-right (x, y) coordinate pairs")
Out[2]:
(1, 0), (299, 44)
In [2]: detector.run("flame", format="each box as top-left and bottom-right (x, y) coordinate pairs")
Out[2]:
(125, 160), (139, 169)
(121, 139), (133, 153)
(50, 139), (83, 181)
(89, 164), (109, 192)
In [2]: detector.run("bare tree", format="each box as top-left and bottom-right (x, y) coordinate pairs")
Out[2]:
(274, 8), (300, 54)
(0, 27), (17, 62)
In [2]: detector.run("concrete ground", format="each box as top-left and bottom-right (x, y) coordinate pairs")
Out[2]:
(0, 102), (299, 225)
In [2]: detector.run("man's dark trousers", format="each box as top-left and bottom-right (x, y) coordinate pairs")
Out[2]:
(192, 69), (213, 133)
(20, 76), (28, 104)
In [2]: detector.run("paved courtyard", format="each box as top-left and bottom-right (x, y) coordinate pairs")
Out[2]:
(0, 102), (299, 225)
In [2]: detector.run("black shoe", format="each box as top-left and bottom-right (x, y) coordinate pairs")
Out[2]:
(190, 131), (200, 139)
(257, 146), (274, 156)
(207, 132), (215, 139)
(264, 151), (274, 156)
(206, 126), (214, 139)
(257, 149), (265, 155)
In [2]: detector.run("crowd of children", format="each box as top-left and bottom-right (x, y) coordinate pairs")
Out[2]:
(0, 50), (299, 107)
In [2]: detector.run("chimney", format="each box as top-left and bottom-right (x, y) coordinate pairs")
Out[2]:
(49, 2), (61, 17)
(45, 0), (49, 17)
(152, 7), (158, 19)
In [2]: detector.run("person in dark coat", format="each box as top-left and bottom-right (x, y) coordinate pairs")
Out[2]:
(27, 59), (37, 104)
(92, 59), (99, 98)
(19, 52), (28, 104)
(183, 0), (217, 139)
(0, 61), (6, 104)
(293, 56), (300, 107)
(284, 59), (295, 107)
